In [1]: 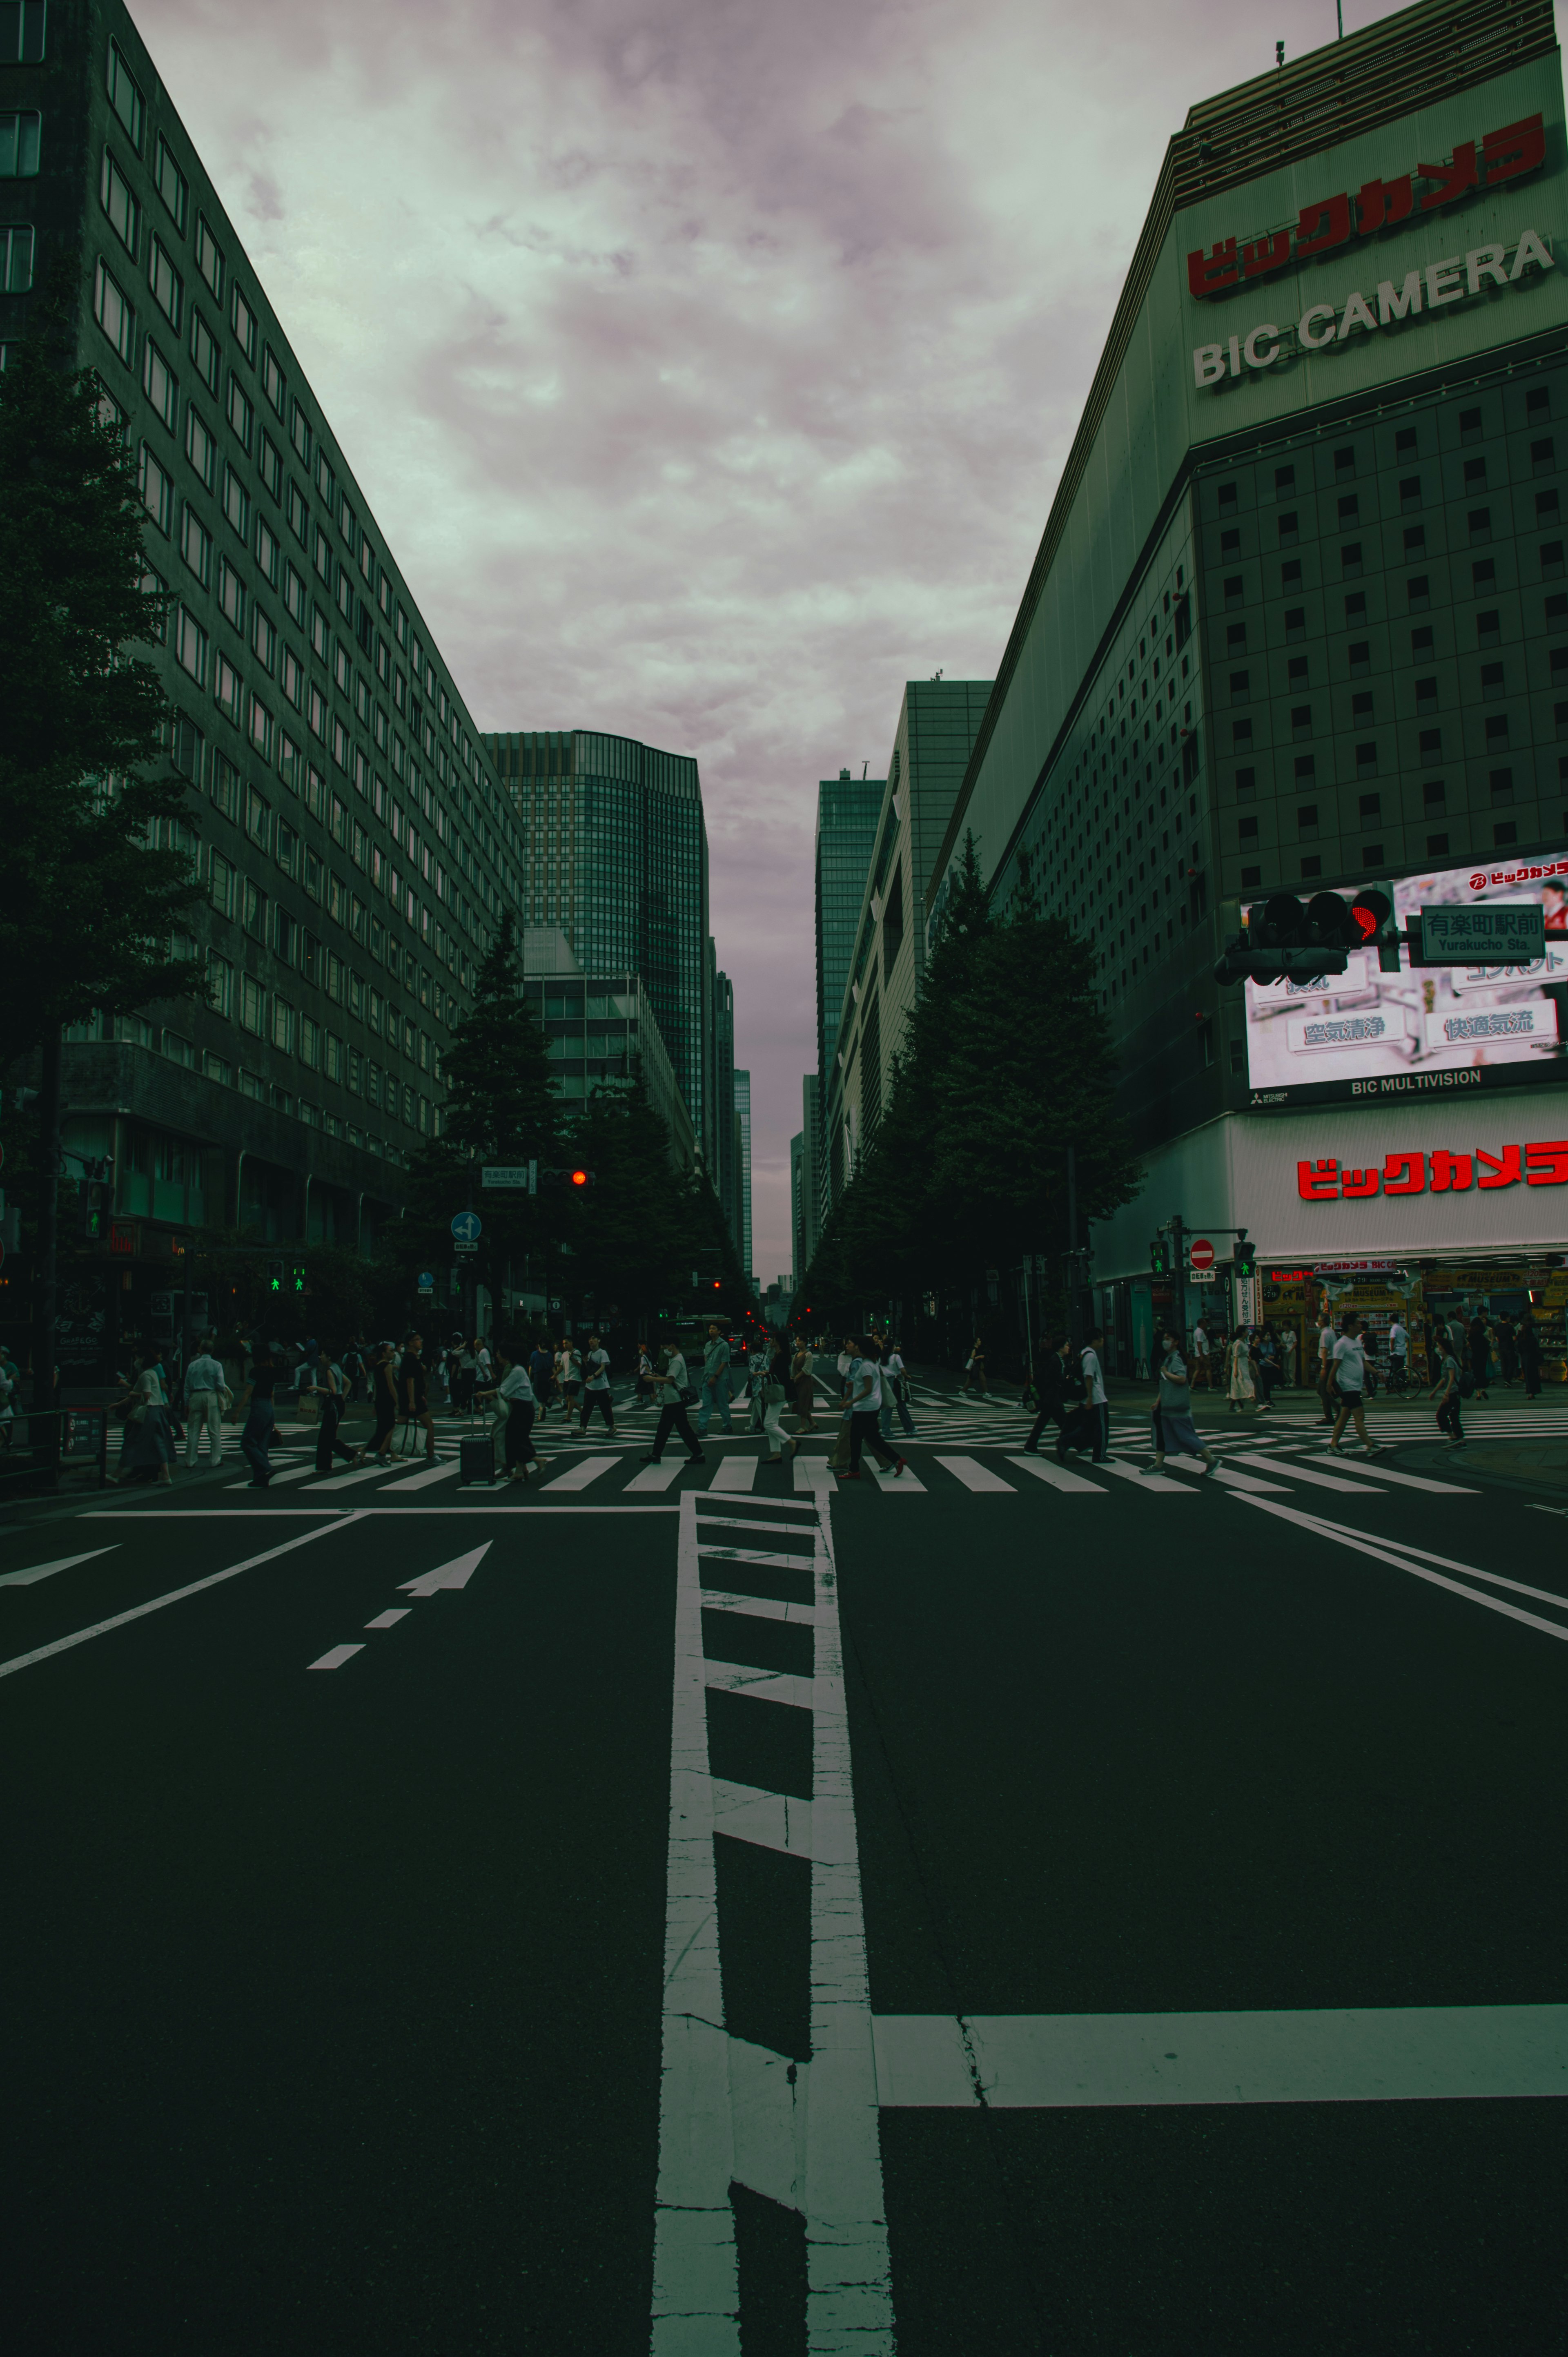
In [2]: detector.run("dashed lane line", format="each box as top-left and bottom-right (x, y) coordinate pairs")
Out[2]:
(307, 1643), (364, 1670)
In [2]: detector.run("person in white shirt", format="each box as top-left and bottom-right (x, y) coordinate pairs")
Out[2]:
(1081, 1327), (1109, 1462)
(881, 1342), (916, 1440)
(579, 1334), (616, 1436)
(1192, 1320), (1212, 1390)
(493, 1342), (539, 1483)
(1388, 1319), (1408, 1385)
(182, 1335), (229, 1467)
(640, 1347), (705, 1467)
(1328, 1314), (1383, 1456)
(841, 1334), (904, 1481)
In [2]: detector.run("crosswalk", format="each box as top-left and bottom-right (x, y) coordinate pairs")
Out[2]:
(202, 1426), (1492, 1507)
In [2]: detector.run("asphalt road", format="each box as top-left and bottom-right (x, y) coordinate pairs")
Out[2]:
(2, 1386), (1564, 2353)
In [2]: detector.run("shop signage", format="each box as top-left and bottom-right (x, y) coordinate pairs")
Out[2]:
(1421, 904), (1547, 961)
(1192, 230), (1555, 385)
(109, 1221), (136, 1255)
(1297, 1141), (1568, 1201)
(1187, 115), (1544, 298)
(1312, 1260), (1404, 1274)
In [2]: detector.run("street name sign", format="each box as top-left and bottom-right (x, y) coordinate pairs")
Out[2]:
(481, 1163), (537, 1192)
(1419, 904), (1546, 963)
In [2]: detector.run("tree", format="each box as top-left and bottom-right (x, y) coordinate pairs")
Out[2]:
(556, 1073), (700, 1336)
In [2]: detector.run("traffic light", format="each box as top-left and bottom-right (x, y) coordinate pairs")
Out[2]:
(1215, 887), (1401, 986)
(78, 1181), (102, 1241)
(569, 1168), (594, 1189)
(1149, 1238), (1172, 1278)
(1235, 1237), (1257, 1281)
(268, 1260), (284, 1293)
(291, 1263), (307, 1293)
(540, 1166), (597, 1191)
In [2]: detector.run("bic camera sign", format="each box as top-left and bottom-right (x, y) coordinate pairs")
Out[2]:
(1187, 113), (1553, 388)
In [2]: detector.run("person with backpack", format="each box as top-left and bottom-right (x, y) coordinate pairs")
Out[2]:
(1428, 1334), (1466, 1447)
(760, 1336), (795, 1466)
(1328, 1313), (1383, 1457)
(580, 1333), (616, 1435)
(641, 1345), (706, 1468)
(1146, 1326), (1218, 1476)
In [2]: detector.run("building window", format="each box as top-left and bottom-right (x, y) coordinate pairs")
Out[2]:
(283, 562), (305, 624)
(1344, 592), (1367, 624)
(1355, 743), (1377, 775)
(261, 344), (284, 414)
(180, 504), (211, 587)
(1226, 623), (1246, 653)
(107, 39), (143, 148)
(1406, 575), (1430, 611)
(1426, 831), (1449, 856)
(1219, 527), (1240, 557)
(1237, 815), (1258, 843)
(1532, 436), (1555, 475)
(1223, 575), (1244, 608)
(216, 556), (243, 631)
(1424, 783), (1448, 815)
(1358, 792), (1381, 820)
(1542, 540), (1565, 579)
(231, 283), (257, 366)
(1398, 475), (1421, 509)
(173, 605), (207, 687)
(226, 374), (253, 453)
(141, 338), (178, 430)
(1276, 510), (1298, 545)
(222, 463), (249, 539)
(153, 134), (186, 229)
(148, 234), (182, 331)
(1403, 525), (1425, 556)
(190, 306), (219, 394)
(1283, 606), (1305, 642)
(1297, 804), (1319, 838)
(1489, 769), (1514, 804)
(186, 405), (215, 488)
(1537, 489), (1560, 522)
(1472, 558), (1497, 591)
(1334, 446), (1355, 476)
(138, 443), (172, 534)
(1485, 715), (1509, 747)
(194, 213), (223, 299)
(1301, 854), (1322, 878)
(1234, 767), (1256, 798)
(99, 150), (139, 256)
(1294, 756), (1315, 784)
(256, 514), (280, 587)
(1477, 609), (1501, 645)
(91, 254), (131, 357)
(1232, 717), (1253, 747)
(1469, 506), (1491, 542)
(1275, 463), (1294, 491)
(1340, 542), (1363, 576)
(1493, 821), (1518, 847)
(213, 652), (242, 723)
(251, 605), (276, 673)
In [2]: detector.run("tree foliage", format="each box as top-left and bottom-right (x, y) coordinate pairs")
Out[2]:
(0, 268), (204, 1065)
(803, 834), (1141, 1325)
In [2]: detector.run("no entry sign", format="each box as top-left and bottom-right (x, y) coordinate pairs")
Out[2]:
(1189, 1237), (1215, 1271)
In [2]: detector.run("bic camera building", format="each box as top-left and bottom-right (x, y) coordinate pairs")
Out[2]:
(928, 0), (1568, 1383)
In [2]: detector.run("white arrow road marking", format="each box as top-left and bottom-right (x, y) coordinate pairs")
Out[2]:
(0, 1547), (116, 1588)
(396, 1543), (492, 1598)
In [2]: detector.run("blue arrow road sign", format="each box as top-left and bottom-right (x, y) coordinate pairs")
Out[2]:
(450, 1212), (482, 1244)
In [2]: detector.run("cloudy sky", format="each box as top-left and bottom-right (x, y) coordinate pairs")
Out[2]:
(132, 0), (1399, 1279)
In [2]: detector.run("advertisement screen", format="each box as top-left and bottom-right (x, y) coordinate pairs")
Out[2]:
(1245, 858), (1568, 1108)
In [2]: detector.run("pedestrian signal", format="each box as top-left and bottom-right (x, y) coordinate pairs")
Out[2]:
(268, 1260), (284, 1292)
(1235, 1238), (1258, 1281)
(1149, 1239), (1172, 1278)
(291, 1263), (307, 1293)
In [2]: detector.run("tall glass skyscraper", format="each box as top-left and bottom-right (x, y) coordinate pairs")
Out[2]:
(814, 768), (883, 1215)
(733, 1068), (752, 1282)
(483, 729), (708, 1153)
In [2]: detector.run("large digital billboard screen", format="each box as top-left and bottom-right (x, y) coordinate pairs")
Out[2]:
(1244, 857), (1568, 1108)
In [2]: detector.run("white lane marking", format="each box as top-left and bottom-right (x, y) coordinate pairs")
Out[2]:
(1232, 1496), (1568, 1642)
(871, 2006), (1568, 2107)
(803, 1492), (895, 2346)
(0, 1546), (116, 1589)
(712, 1775), (813, 1859)
(935, 1455), (1014, 1493)
(1006, 1455), (1104, 1495)
(263, 1462), (320, 1485)
(650, 1492), (740, 2348)
(697, 1501), (820, 1524)
(397, 1543), (490, 1598)
(1098, 1457), (1196, 1495)
(307, 1642), (365, 1670)
(381, 1458), (460, 1492)
(702, 1659), (814, 1710)
(1229, 1452), (1386, 1494)
(697, 1543), (816, 1574)
(700, 1589), (819, 1626)
(625, 1461), (684, 1492)
(538, 1454), (619, 1493)
(1160, 1462), (1292, 1495)
(315, 1458), (412, 1491)
(1292, 1454), (1477, 1495)
(871, 1462), (926, 1491)
(1255, 1509), (1568, 1616)
(793, 1454), (836, 1493)
(0, 1517), (364, 1682)
(710, 1454), (759, 1492)
(364, 1607), (411, 1630)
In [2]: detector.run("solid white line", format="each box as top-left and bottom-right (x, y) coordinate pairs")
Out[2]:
(0, 1516), (363, 1681)
(307, 1642), (364, 1670)
(538, 1454), (619, 1493)
(710, 1454), (759, 1492)
(712, 1776), (813, 1859)
(935, 1455), (1014, 1493)
(380, 1458), (461, 1492)
(698, 1543), (817, 1574)
(0, 1546), (116, 1588)
(870, 2006), (1568, 2107)
(1252, 1506), (1568, 1614)
(697, 1500), (820, 1521)
(1232, 1496), (1568, 1642)
(702, 1660), (814, 1710)
(1160, 1462), (1292, 1496)
(701, 1589), (819, 1626)
(364, 1608), (411, 1629)
(1006, 1455), (1105, 1496)
(793, 1454), (836, 1493)
(804, 1494), (895, 2346)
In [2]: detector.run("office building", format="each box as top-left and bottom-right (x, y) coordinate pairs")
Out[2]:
(814, 767), (883, 1210)
(733, 1067), (753, 1283)
(517, 931), (696, 1172)
(1, 0), (526, 1368)
(823, 680), (991, 1209)
(483, 728), (709, 1158)
(796, 1074), (820, 1277)
(922, 0), (1568, 1378)
(710, 965), (738, 1248)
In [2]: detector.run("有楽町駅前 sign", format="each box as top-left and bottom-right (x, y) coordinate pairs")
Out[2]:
(1298, 1141), (1568, 1200)
(1193, 230), (1555, 386)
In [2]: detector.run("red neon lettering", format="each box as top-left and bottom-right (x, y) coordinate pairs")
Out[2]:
(1354, 174), (1414, 233)
(1429, 1150), (1473, 1192)
(1477, 1144), (1522, 1190)
(1297, 1159), (1340, 1201)
(1242, 230), (1292, 278)
(1482, 115), (1545, 185)
(1296, 193), (1352, 256)
(1341, 1167), (1381, 1198)
(1187, 240), (1239, 298)
(1418, 140), (1479, 209)
(1525, 1140), (1568, 1186)
(1383, 1151), (1425, 1195)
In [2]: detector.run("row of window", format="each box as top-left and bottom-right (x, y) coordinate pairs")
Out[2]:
(1236, 804), (1559, 890)
(1213, 453), (1558, 559)
(1211, 393), (1555, 513)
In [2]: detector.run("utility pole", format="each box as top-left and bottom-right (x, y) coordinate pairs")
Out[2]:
(1171, 1211), (1188, 1353)
(32, 1025), (63, 1474)
(1065, 1144), (1082, 1350)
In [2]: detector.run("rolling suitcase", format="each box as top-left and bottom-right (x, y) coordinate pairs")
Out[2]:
(459, 1434), (495, 1485)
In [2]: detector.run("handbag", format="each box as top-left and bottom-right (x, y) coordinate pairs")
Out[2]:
(679, 1385), (699, 1406)
(764, 1381), (786, 1405)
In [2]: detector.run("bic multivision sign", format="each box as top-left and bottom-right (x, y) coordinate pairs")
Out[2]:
(1186, 112), (1555, 388)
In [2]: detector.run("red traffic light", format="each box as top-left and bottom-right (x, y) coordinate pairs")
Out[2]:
(570, 1168), (588, 1186)
(713, 1280), (721, 1289)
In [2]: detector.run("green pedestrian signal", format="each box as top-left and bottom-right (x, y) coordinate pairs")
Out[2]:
(1235, 1238), (1258, 1281)
(1149, 1238), (1172, 1278)
(291, 1264), (307, 1293)
(268, 1260), (284, 1292)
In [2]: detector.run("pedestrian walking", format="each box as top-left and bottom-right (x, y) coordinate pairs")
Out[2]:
(115, 1350), (176, 1485)
(1497, 1314), (1519, 1387)
(236, 1340), (283, 1488)
(1520, 1310), (1543, 1399)
(1282, 1326), (1298, 1389)
(641, 1345), (706, 1467)
(1226, 1328), (1257, 1414)
(579, 1333), (617, 1435)
(182, 1332), (229, 1469)
(1429, 1335), (1466, 1447)
(1387, 1315), (1409, 1388)
(1191, 1317), (1212, 1390)
(1328, 1313), (1382, 1456)
(760, 1336), (794, 1465)
(1255, 1325), (1281, 1409)
(1468, 1313), (1491, 1403)
(1080, 1327), (1110, 1461)
(400, 1331), (437, 1461)
(369, 1341), (400, 1463)
(697, 1322), (733, 1435)
(961, 1339), (987, 1398)
(0, 1346), (16, 1448)
(882, 1340), (917, 1439)
(839, 1336), (905, 1482)
(492, 1341), (539, 1483)
(1146, 1327), (1218, 1474)
(1022, 1337), (1072, 1454)
(634, 1340), (655, 1412)
(1315, 1312), (1336, 1425)
(791, 1337), (819, 1432)
(313, 1342), (363, 1472)
(830, 1337), (857, 1471)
